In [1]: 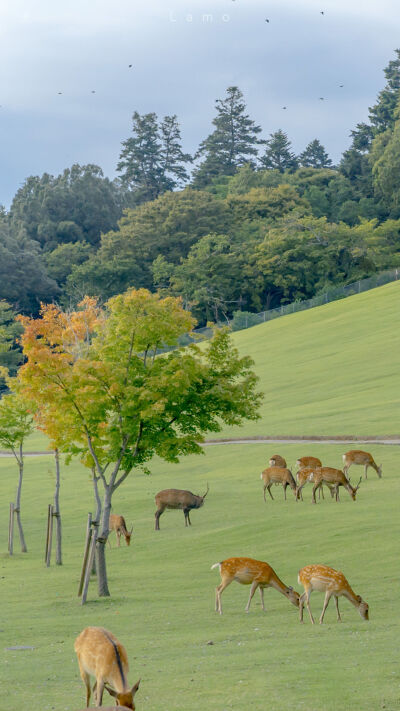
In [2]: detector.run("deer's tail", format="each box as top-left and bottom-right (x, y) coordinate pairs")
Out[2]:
(210, 562), (221, 571)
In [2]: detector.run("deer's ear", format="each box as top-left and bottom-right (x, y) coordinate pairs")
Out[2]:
(105, 684), (118, 698)
(131, 678), (141, 695)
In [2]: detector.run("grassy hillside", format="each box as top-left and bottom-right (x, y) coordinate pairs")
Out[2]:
(218, 280), (400, 438)
(0, 442), (398, 711)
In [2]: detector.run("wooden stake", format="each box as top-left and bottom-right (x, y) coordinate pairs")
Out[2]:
(78, 513), (92, 597)
(8, 502), (15, 555)
(81, 525), (97, 605)
(45, 504), (54, 567)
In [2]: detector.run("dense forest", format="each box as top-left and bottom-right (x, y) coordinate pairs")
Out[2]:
(2, 49), (400, 375)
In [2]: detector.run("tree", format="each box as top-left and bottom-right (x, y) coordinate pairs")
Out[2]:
(299, 139), (332, 169)
(0, 212), (58, 314)
(260, 130), (298, 172)
(0, 301), (23, 389)
(19, 290), (262, 597)
(10, 165), (124, 250)
(193, 87), (264, 187)
(117, 112), (191, 203)
(0, 388), (35, 553)
(370, 114), (400, 216)
(45, 241), (93, 288)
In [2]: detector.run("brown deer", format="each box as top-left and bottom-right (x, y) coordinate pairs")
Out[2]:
(154, 484), (209, 530)
(74, 626), (140, 708)
(260, 466), (297, 501)
(109, 514), (133, 547)
(306, 467), (362, 503)
(211, 557), (300, 614)
(268, 454), (287, 468)
(296, 455), (322, 470)
(298, 564), (369, 624)
(296, 467), (335, 501)
(342, 450), (382, 479)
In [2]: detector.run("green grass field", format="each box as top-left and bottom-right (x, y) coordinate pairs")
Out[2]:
(0, 282), (399, 710)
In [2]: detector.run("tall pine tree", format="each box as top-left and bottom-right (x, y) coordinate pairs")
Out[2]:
(299, 139), (332, 168)
(118, 112), (191, 203)
(260, 130), (298, 172)
(192, 87), (264, 187)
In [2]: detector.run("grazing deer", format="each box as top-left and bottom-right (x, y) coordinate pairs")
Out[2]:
(306, 467), (362, 503)
(342, 450), (382, 479)
(296, 467), (335, 501)
(109, 514), (133, 547)
(298, 564), (369, 624)
(74, 626), (140, 708)
(296, 455), (322, 470)
(260, 466), (297, 501)
(268, 454), (287, 468)
(211, 557), (300, 614)
(154, 484), (209, 530)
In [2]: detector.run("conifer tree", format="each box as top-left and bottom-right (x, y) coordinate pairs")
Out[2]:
(260, 130), (298, 172)
(118, 112), (191, 203)
(192, 87), (264, 187)
(299, 139), (332, 168)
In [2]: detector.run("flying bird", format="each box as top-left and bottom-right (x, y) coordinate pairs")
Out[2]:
(319, 97), (324, 100)
(91, 90), (96, 93)
(128, 64), (133, 68)
(320, 10), (325, 15)
(282, 106), (287, 110)
(265, 18), (270, 22)
(58, 92), (62, 95)
(339, 84), (344, 87)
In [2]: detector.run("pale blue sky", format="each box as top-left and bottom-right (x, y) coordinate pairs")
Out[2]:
(0, 0), (399, 206)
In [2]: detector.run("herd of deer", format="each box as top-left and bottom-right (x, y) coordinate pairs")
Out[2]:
(75, 448), (380, 708)
(261, 449), (382, 504)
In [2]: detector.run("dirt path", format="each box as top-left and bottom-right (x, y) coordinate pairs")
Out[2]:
(1, 435), (399, 457)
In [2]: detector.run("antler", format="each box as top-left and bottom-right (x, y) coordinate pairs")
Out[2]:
(202, 482), (210, 499)
(354, 476), (362, 490)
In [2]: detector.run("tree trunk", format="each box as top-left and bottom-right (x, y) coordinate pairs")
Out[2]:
(15, 448), (27, 553)
(53, 449), (62, 565)
(96, 485), (112, 597)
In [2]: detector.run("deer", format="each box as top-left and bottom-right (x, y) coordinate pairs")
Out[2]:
(154, 484), (209, 530)
(296, 455), (322, 470)
(268, 454), (287, 468)
(74, 626), (140, 709)
(296, 467), (335, 501)
(260, 466), (297, 501)
(211, 557), (300, 614)
(305, 467), (362, 504)
(109, 514), (133, 547)
(342, 450), (382, 479)
(298, 564), (369, 624)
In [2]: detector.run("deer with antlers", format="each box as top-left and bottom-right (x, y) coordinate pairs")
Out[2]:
(295, 466), (335, 501)
(342, 450), (382, 479)
(298, 564), (369, 624)
(260, 466), (297, 501)
(154, 484), (209, 530)
(300, 466), (362, 503)
(109, 514), (133, 547)
(268, 454), (287, 468)
(74, 626), (140, 708)
(211, 557), (300, 614)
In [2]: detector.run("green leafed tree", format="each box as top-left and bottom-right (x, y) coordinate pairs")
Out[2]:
(299, 139), (332, 169)
(192, 87), (264, 187)
(0, 300), (23, 388)
(19, 290), (262, 598)
(260, 130), (298, 173)
(0, 387), (35, 553)
(117, 112), (191, 203)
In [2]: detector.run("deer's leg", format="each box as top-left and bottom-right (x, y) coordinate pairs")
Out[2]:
(334, 595), (342, 622)
(259, 586), (266, 611)
(187, 510), (192, 526)
(364, 464), (368, 479)
(320, 485), (325, 500)
(245, 580), (259, 612)
(267, 485), (274, 500)
(216, 579), (231, 614)
(302, 589), (315, 624)
(319, 590), (332, 624)
(78, 665), (91, 707)
(299, 592), (305, 623)
(117, 530), (121, 547)
(155, 509), (162, 530)
(96, 678), (105, 706)
(283, 483), (287, 500)
(183, 508), (191, 526)
(312, 484), (319, 504)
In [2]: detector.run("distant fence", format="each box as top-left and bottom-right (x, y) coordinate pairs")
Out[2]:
(185, 267), (400, 341)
